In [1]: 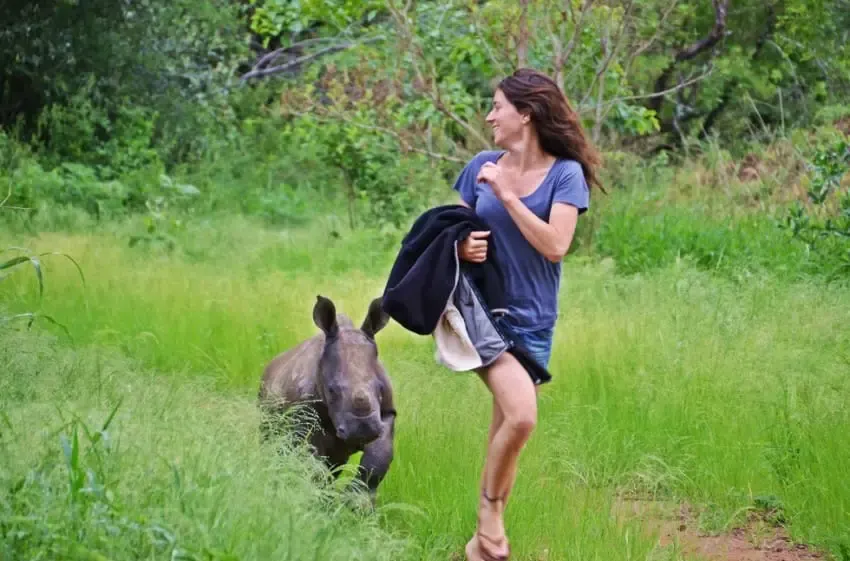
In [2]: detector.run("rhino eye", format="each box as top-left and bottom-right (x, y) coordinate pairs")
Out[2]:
(327, 382), (343, 397)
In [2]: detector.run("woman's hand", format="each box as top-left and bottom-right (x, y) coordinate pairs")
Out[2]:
(476, 162), (516, 203)
(459, 231), (490, 263)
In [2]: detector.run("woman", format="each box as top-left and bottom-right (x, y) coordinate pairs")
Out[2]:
(453, 68), (602, 561)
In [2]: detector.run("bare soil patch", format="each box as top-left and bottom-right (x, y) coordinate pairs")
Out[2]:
(737, 153), (764, 183)
(613, 497), (826, 561)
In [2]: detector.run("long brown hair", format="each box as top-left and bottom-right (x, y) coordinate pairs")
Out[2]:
(497, 68), (603, 191)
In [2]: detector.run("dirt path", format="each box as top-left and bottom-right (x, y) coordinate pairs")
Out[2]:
(614, 498), (825, 561)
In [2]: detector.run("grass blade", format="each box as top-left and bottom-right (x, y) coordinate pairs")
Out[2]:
(0, 254), (44, 298)
(2, 312), (73, 341)
(1, 246), (33, 255)
(29, 257), (43, 299)
(0, 255), (30, 271)
(71, 425), (79, 471)
(100, 397), (123, 433)
(39, 251), (87, 286)
(0, 410), (13, 441)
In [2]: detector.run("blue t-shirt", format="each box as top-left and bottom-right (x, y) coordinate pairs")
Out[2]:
(452, 150), (589, 330)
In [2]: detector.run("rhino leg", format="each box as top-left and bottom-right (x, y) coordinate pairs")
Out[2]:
(310, 428), (352, 477)
(355, 413), (395, 501)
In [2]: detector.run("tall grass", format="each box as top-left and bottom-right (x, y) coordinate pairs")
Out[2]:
(2, 215), (849, 559)
(0, 330), (412, 561)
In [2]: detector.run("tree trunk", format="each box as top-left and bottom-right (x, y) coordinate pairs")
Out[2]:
(699, 4), (776, 139)
(517, 0), (529, 68)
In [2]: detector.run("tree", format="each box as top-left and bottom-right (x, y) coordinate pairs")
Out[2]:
(1, 0), (249, 167)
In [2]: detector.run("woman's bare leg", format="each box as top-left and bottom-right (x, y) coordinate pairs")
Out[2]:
(467, 396), (503, 560)
(482, 396), (504, 483)
(467, 352), (538, 559)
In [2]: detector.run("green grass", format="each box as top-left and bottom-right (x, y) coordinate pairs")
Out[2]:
(2, 216), (850, 560)
(0, 331), (411, 561)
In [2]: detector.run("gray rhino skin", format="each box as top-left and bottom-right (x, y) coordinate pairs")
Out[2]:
(258, 295), (395, 500)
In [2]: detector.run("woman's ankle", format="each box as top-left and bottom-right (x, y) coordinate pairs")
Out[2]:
(481, 489), (506, 506)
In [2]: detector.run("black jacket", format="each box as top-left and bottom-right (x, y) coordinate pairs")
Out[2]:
(381, 204), (506, 335)
(382, 205), (553, 385)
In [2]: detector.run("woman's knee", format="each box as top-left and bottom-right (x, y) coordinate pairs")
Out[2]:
(503, 409), (536, 439)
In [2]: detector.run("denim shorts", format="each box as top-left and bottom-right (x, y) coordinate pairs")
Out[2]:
(495, 316), (554, 369)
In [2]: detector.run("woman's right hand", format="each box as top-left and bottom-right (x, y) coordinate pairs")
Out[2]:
(459, 231), (490, 263)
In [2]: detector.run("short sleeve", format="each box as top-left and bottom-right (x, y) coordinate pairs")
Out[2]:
(452, 153), (486, 207)
(552, 161), (590, 215)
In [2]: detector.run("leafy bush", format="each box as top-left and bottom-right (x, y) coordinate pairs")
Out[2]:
(2, 0), (248, 170)
(302, 113), (448, 229)
(780, 138), (850, 277)
(37, 88), (162, 180)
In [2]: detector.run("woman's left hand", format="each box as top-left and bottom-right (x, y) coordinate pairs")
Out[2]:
(476, 162), (514, 202)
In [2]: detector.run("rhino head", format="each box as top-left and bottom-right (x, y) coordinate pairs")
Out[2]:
(312, 295), (390, 446)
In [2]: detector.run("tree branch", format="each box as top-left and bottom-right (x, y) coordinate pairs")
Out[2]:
(386, 0), (490, 149)
(699, 3), (777, 139)
(252, 37), (340, 72)
(561, 0), (595, 72)
(517, 0), (529, 67)
(581, 68), (713, 111)
(546, 2), (568, 86)
(628, 0), (679, 63)
(469, 6), (511, 75)
(240, 37), (383, 82)
(348, 122), (466, 163)
(590, 0), (680, 129)
(286, 108), (466, 163)
(578, 0), (635, 109)
(648, 0), (729, 113)
(676, 0), (729, 61)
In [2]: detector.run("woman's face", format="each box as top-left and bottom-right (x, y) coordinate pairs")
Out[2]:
(485, 89), (527, 147)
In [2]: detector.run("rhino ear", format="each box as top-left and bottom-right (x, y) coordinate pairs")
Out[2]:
(313, 295), (339, 336)
(361, 297), (390, 339)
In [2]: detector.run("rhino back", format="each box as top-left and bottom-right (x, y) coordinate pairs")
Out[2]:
(260, 334), (324, 405)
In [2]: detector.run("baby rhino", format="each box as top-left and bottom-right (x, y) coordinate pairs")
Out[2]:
(258, 295), (395, 501)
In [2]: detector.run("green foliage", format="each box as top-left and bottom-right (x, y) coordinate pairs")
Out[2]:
(594, 204), (814, 278)
(1, 0), (249, 167)
(248, 0), (384, 43)
(607, 102), (661, 137)
(290, 113), (446, 229)
(34, 79), (161, 178)
(3, 152), (202, 224)
(780, 138), (850, 276)
(2, 0), (850, 278)
(805, 139), (850, 205)
(249, 0), (316, 43)
(126, 175), (202, 252)
(587, 141), (848, 280)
